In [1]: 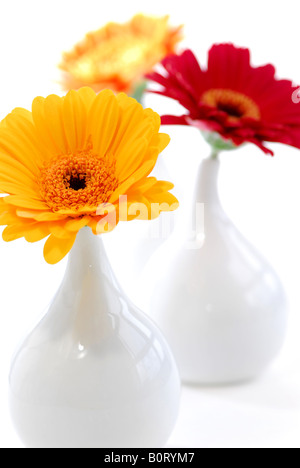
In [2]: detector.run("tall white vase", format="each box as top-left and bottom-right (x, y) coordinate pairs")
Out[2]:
(144, 157), (288, 385)
(9, 228), (180, 448)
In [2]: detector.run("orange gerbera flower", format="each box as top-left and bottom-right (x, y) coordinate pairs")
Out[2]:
(59, 14), (183, 95)
(0, 88), (178, 264)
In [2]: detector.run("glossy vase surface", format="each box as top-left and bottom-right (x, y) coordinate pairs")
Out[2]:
(143, 157), (288, 385)
(9, 228), (180, 448)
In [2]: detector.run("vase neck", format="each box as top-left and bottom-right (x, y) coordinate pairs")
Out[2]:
(172, 157), (223, 242)
(66, 227), (108, 282)
(63, 226), (122, 306)
(45, 227), (126, 345)
(193, 157), (221, 208)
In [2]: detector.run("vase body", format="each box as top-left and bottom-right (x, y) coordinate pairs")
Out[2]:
(9, 228), (180, 448)
(144, 157), (288, 385)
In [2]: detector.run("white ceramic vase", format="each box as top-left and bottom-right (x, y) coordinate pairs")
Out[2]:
(9, 228), (180, 448)
(143, 157), (288, 385)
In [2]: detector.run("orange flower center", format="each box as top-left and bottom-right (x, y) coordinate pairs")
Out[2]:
(39, 149), (118, 213)
(201, 89), (261, 121)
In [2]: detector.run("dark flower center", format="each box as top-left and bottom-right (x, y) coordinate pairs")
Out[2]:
(69, 174), (87, 191)
(217, 102), (243, 118)
(39, 151), (118, 212)
(201, 88), (261, 121)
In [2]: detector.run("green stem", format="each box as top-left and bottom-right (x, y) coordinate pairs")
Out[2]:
(210, 149), (219, 160)
(130, 80), (147, 105)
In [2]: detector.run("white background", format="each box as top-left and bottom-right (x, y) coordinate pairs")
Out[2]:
(0, 0), (300, 448)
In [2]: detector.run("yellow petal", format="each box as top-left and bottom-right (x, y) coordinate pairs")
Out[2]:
(1, 111), (44, 166)
(15, 209), (64, 222)
(63, 89), (87, 152)
(88, 214), (119, 235)
(0, 162), (37, 186)
(23, 223), (51, 242)
(126, 179), (179, 219)
(0, 152), (37, 180)
(30, 211), (67, 221)
(2, 222), (35, 241)
(115, 136), (148, 181)
(43, 233), (77, 264)
(0, 127), (41, 175)
(4, 195), (49, 211)
(43, 94), (69, 154)
(149, 133), (170, 152)
(0, 211), (19, 225)
(48, 224), (74, 239)
(109, 159), (156, 203)
(31, 96), (63, 157)
(0, 180), (40, 199)
(77, 87), (97, 111)
(114, 116), (156, 152)
(0, 197), (7, 210)
(88, 89), (120, 156)
(144, 180), (175, 194)
(1, 107), (33, 128)
(127, 176), (158, 193)
(110, 94), (145, 153)
(143, 108), (161, 133)
(119, 194), (152, 221)
(146, 191), (179, 210)
(64, 217), (89, 232)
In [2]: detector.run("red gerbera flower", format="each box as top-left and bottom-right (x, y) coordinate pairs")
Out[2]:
(147, 44), (300, 155)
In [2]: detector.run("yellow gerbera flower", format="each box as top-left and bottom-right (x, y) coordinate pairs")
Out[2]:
(0, 88), (178, 264)
(59, 14), (183, 94)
